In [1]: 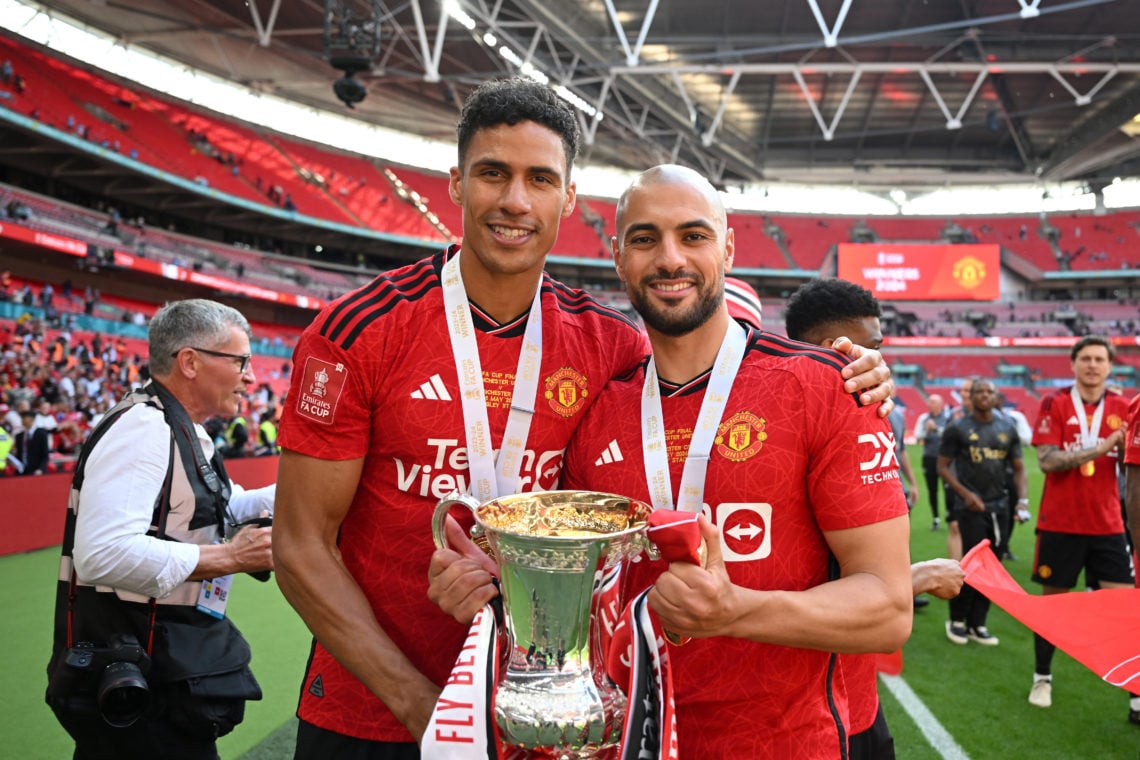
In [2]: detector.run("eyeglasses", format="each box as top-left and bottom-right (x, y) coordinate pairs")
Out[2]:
(173, 347), (252, 374)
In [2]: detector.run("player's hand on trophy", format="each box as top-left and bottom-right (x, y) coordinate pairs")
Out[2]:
(648, 516), (740, 639)
(427, 515), (500, 625)
(832, 337), (895, 418)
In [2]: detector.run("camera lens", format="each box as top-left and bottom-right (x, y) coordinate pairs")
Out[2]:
(98, 661), (149, 727)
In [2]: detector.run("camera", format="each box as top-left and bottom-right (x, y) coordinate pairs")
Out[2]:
(49, 634), (151, 727)
(229, 514), (273, 582)
(332, 72), (368, 109)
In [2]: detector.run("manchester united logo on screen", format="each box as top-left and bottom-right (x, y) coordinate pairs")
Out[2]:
(952, 255), (987, 290)
(544, 367), (588, 417)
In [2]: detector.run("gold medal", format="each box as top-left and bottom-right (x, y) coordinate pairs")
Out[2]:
(1081, 461), (1095, 477)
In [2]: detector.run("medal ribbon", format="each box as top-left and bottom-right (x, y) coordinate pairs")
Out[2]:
(442, 250), (543, 500)
(1070, 385), (1105, 449)
(641, 321), (747, 512)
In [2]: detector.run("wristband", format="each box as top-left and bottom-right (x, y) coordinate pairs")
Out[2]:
(1017, 498), (1029, 505)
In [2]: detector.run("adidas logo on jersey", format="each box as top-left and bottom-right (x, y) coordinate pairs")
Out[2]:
(1065, 415), (1080, 425)
(595, 440), (623, 466)
(411, 374), (452, 401)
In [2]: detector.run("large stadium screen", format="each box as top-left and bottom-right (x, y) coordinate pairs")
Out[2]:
(837, 243), (1000, 301)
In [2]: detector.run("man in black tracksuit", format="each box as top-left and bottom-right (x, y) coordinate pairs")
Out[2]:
(937, 378), (1028, 647)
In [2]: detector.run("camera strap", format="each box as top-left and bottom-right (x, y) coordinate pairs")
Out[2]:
(62, 388), (178, 655)
(147, 381), (232, 533)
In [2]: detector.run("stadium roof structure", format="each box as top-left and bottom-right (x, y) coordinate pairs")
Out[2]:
(26, 0), (1140, 194)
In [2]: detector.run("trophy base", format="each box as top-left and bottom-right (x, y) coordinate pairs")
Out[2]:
(495, 672), (625, 757)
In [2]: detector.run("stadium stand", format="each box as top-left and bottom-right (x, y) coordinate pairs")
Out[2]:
(1049, 211), (1140, 271)
(5, 21), (1140, 489)
(726, 214), (790, 269)
(964, 216), (1059, 271)
(869, 217), (947, 242)
(391, 167), (464, 238)
(770, 214), (851, 270)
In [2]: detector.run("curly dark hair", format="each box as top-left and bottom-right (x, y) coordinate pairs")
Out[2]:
(456, 77), (580, 181)
(784, 278), (881, 343)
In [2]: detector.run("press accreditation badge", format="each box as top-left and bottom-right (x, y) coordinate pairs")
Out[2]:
(197, 575), (233, 619)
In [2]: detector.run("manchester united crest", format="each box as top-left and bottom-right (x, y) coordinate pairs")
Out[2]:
(715, 411), (767, 462)
(1107, 414), (1123, 430)
(544, 367), (588, 417)
(952, 255), (987, 290)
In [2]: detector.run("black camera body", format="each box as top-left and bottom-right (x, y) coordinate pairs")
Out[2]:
(230, 515), (273, 582)
(49, 633), (151, 727)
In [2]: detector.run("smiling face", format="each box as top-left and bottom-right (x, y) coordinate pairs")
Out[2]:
(448, 121), (576, 287)
(1071, 343), (1112, 394)
(175, 325), (254, 422)
(612, 166), (733, 338)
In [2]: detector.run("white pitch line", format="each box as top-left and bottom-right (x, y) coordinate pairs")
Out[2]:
(879, 673), (971, 760)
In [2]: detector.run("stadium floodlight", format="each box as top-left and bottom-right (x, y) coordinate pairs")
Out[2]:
(324, 0), (382, 109)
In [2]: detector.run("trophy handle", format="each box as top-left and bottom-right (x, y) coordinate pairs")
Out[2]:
(432, 493), (481, 550)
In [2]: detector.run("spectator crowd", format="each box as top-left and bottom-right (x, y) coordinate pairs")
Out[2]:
(0, 307), (282, 475)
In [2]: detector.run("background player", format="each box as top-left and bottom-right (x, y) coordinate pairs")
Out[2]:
(783, 277), (965, 759)
(1027, 335), (1133, 719)
(937, 377), (1027, 647)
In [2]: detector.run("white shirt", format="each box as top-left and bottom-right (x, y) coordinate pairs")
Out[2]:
(913, 411), (934, 441)
(72, 402), (275, 599)
(1005, 408), (1032, 443)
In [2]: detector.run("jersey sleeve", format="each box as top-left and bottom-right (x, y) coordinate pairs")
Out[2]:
(1030, 392), (1063, 448)
(801, 365), (909, 532)
(277, 324), (374, 461)
(1125, 396), (1140, 466)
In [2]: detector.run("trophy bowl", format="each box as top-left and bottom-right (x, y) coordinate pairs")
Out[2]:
(433, 490), (652, 756)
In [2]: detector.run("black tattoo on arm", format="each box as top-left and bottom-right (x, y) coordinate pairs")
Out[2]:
(1035, 444), (1099, 473)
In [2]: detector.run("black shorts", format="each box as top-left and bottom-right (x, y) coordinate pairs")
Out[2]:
(848, 704), (895, 760)
(294, 720), (420, 760)
(1032, 530), (1135, 589)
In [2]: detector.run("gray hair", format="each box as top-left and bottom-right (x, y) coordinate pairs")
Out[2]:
(148, 299), (250, 376)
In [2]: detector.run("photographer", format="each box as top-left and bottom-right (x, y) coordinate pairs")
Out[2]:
(46, 299), (274, 760)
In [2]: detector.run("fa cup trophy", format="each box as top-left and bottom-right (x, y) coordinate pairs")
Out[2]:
(432, 490), (653, 756)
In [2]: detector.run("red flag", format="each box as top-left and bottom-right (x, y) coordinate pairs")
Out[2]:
(961, 540), (1140, 691)
(875, 649), (904, 676)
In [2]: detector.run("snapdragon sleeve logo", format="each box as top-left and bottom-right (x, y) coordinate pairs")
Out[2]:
(297, 357), (347, 424)
(857, 431), (900, 485)
(714, 411), (766, 462)
(544, 367), (588, 417)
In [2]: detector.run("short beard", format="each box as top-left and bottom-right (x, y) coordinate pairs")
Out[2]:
(631, 274), (723, 337)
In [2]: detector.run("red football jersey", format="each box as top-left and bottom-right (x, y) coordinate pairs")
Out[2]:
(277, 247), (648, 741)
(1128, 394), (1140, 586)
(562, 331), (908, 759)
(1125, 393), (1140, 467)
(840, 654), (878, 735)
(1031, 386), (1129, 535)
